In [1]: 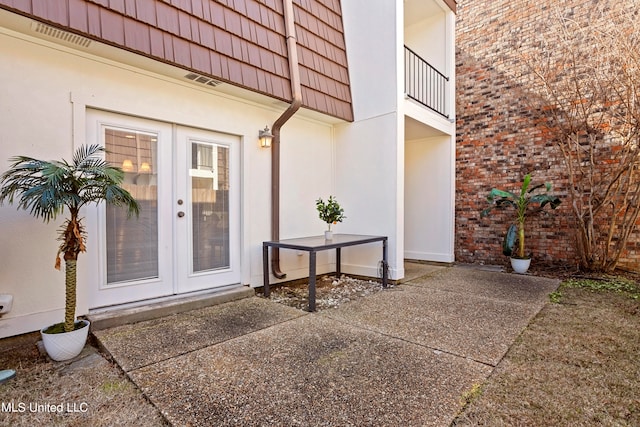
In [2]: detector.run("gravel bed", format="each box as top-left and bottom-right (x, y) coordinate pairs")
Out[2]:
(259, 274), (392, 311)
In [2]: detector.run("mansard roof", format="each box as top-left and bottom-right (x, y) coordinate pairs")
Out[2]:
(0, 0), (353, 121)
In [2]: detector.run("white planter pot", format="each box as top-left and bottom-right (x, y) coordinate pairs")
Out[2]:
(41, 320), (90, 361)
(324, 230), (333, 240)
(510, 257), (531, 274)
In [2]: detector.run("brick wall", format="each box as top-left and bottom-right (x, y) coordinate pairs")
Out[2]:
(455, 0), (639, 271)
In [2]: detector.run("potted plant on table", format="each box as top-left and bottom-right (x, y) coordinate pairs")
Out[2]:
(0, 144), (139, 361)
(480, 173), (561, 274)
(315, 196), (346, 240)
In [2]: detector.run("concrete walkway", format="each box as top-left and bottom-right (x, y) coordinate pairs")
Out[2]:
(93, 265), (559, 426)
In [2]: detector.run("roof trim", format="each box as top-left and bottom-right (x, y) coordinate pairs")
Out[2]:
(443, 0), (457, 13)
(0, 0), (354, 122)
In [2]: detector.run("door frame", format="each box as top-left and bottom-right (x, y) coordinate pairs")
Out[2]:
(85, 109), (242, 309)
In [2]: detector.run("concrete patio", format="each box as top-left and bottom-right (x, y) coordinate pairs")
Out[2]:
(92, 264), (559, 426)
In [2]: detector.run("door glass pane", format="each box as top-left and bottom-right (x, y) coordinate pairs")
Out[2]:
(105, 128), (159, 283)
(191, 142), (230, 272)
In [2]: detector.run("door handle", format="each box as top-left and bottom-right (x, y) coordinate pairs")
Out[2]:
(177, 211), (185, 218)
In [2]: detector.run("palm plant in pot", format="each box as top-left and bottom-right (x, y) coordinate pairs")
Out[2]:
(481, 173), (561, 274)
(316, 196), (346, 240)
(0, 144), (139, 361)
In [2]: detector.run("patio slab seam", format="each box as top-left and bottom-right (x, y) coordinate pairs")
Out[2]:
(361, 277), (557, 322)
(397, 282), (556, 314)
(318, 274), (557, 366)
(399, 272), (447, 285)
(320, 311), (498, 368)
(323, 282), (553, 369)
(97, 309), (309, 374)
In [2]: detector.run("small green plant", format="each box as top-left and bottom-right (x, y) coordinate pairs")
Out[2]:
(549, 290), (563, 304)
(101, 380), (129, 394)
(460, 383), (483, 409)
(315, 196), (346, 231)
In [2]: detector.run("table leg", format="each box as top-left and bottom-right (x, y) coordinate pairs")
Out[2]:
(382, 239), (388, 288)
(308, 251), (317, 312)
(336, 247), (341, 277)
(263, 244), (270, 297)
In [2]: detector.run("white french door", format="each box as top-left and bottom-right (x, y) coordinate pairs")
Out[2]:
(87, 110), (240, 308)
(175, 126), (240, 294)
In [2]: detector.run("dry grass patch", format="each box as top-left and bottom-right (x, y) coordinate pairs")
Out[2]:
(0, 333), (167, 427)
(453, 275), (640, 426)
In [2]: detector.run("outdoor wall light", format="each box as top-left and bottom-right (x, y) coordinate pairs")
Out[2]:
(259, 126), (273, 148)
(139, 162), (151, 173)
(122, 159), (134, 172)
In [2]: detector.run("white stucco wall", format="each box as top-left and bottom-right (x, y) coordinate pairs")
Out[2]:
(338, 0), (456, 276)
(405, 136), (455, 262)
(337, 0), (405, 279)
(402, 1), (456, 264)
(405, 10), (447, 73)
(0, 25), (335, 338)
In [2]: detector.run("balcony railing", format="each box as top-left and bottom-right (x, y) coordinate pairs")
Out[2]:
(404, 45), (449, 118)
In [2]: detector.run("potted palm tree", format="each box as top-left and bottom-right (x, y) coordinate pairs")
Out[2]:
(0, 144), (139, 361)
(481, 173), (561, 274)
(315, 196), (346, 240)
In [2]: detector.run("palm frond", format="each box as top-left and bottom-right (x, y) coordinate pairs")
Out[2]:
(72, 144), (104, 169)
(1, 144), (140, 222)
(0, 157), (67, 222)
(104, 185), (140, 217)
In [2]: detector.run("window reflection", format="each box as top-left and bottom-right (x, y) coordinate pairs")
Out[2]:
(191, 142), (230, 272)
(105, 128), (159, 284)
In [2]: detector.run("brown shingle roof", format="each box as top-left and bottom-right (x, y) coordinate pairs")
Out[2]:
(0, 0), (353, 121)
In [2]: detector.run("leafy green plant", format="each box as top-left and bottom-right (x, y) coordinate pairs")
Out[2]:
(481, 174), (561, 259)
(315, 196), (346, 231)
(0, 144), (139, 333)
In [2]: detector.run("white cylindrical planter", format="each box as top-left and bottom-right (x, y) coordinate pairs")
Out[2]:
(510, 257), (531, 274)
(41, 320), (90, 361)
(324, 230), (333, 240)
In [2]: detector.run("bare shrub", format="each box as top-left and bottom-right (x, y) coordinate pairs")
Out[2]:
(514, 3), (640, 272)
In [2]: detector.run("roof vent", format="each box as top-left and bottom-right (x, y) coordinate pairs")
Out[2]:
(184, 73), (222, 88)
(31, 22), (92, 48)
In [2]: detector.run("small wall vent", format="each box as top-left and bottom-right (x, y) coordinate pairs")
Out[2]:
(184, 73), (222, 88)
(31, 22), (92, 48)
